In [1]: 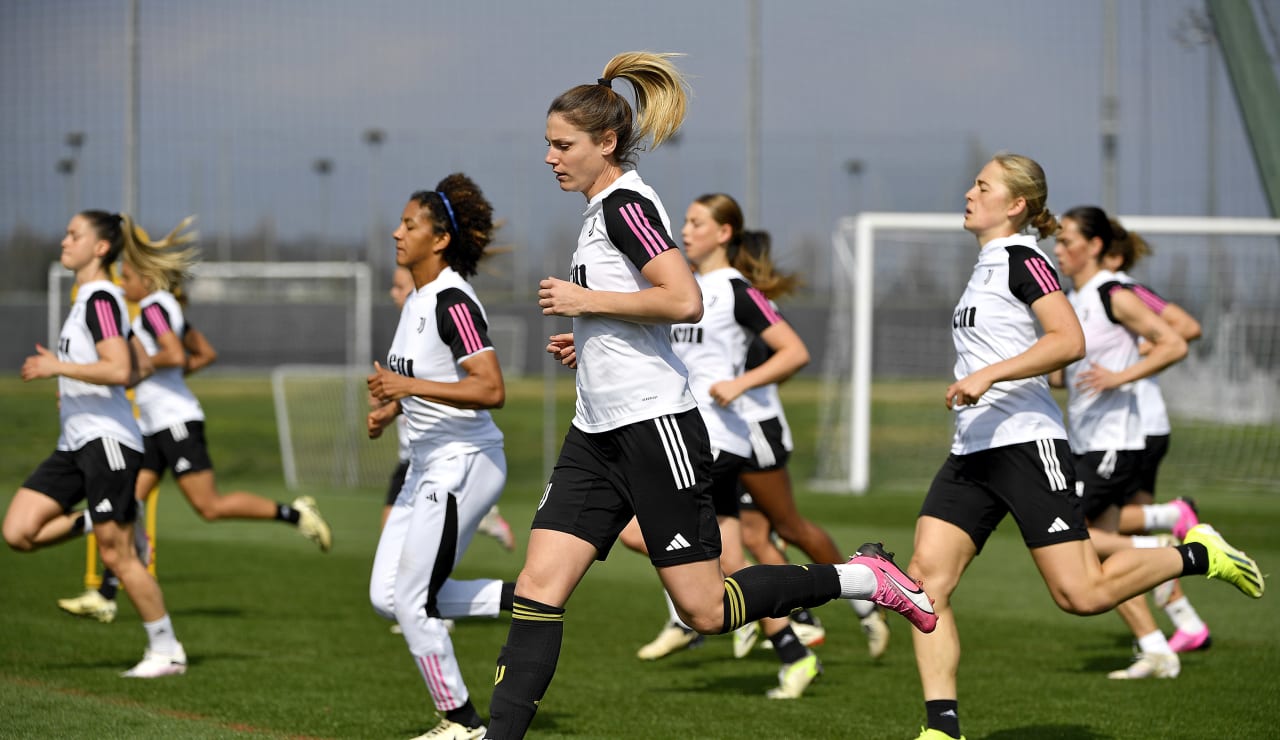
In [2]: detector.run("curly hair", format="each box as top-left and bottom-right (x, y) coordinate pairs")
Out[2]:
(408, 173), (495, 279)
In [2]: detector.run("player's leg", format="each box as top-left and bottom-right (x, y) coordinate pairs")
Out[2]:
(5, 451), (90, 552)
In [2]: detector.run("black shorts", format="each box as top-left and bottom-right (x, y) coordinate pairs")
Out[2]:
(1073, 450), (1142, 521)
(23, 438), (142, 524)
(741, 417), (791, 473)
(386, 459), (410, 507)
(1133, 434), (1170, 499)
(141, 420), (213, 478)
(708, 449), (748, 519)
(531, 408), (720, 567)
(920, 439), (1087, 553)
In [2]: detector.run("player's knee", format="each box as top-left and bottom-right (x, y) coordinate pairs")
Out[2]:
(191, 502), (220, 521)
(3, 530), (35, 552)
(682, 609), (723, 635)
(1049, 586), (1110, 616)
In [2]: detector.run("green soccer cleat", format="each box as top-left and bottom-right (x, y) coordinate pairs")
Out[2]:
(732, 620), (759, 658)
(1183, 523), (1264, 598)
(57, 589), (117, 623)
(915, 728), (967, 740)
(293, 496), (332, 552)
(766, 652), (821, 699)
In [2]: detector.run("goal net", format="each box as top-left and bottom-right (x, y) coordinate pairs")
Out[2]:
(814, 213), (1280, 494)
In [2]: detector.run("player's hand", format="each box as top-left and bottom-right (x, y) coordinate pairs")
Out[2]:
(1074, 361), (1120, 396)
(367, 361), (413, 403)
(945, 372), (992, 409)
(21, 344), (59, 381)
(546, 333), (577, 369)
(708, 379), (743, 407)
(539, 277), (591, 318)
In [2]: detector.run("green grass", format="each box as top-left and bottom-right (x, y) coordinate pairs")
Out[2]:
(1, 375), (1277, 739)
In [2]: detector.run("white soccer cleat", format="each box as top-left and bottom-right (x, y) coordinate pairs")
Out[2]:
(636, 622), (703, 661)
(411, 718), (486, 739)
(1107, 651), (1180, 680)
(57, 589), (118, 623)
(121, 644), (187, 678)
(732, 621), (760, 658)
(860, 608), (890, 660)
(766, 652), (821, 699)
(790, 620), (826, 649)
(293, 496), (332, 552)
(478, 506), (516, 552)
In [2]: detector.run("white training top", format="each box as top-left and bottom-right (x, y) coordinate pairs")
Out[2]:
(567, 169), (696, 432)
(131, 290), (206, 435)
(1111, 271), (1172, 437)
(386, 266), (504, 464)
(1064, 269), (1145, 453)
(670, 267), (783, 457)
(56, 280), (144, 453)
(950, 235), (1068, 454)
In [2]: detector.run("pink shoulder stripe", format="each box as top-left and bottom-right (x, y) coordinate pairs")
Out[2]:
(747, 286), (782, 325)
(93, 298), (120, 339)
(448, 303), (484, 355)
(619, 201), (667, 259)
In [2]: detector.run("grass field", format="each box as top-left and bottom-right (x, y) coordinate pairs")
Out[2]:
(1, 374), (1277, 739)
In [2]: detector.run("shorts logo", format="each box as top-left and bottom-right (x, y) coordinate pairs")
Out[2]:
(665, 533), (691, 552)
(174, 457), (192, 474)
(1047, 517), (1070, 533)
(94, 499), (114, 514)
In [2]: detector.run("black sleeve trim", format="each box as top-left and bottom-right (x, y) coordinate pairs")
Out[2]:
(435, 288), (494, 362)
(601, 189), (678, 271)
(1005, 245), (1063, 306)
(84, 291), (126, 343)
(730, 278), (781, 336)
(1098, 281), (1130, 325)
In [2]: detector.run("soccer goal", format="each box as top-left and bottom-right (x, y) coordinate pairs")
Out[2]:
(813, 213), (1280, 494)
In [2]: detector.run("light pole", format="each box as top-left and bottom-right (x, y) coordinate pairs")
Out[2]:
(63, 131), (85, 214)
(363, 128), (386, 283)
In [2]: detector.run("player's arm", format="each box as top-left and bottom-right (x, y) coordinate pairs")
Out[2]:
(710, 284), (809, 406)
(22, 293), (135, 386)
(539, 249), (701, 324)
(367, 398), (401, 439)
(127, 335), (155, 387)
(1075, 288), (1187, 394)
(182, 326), (219, 375)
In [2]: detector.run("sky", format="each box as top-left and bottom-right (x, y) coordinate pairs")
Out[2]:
(1, 0), (1277, 293)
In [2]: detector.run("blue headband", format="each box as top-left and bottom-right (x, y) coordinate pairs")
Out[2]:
(436, 191), (458, 235)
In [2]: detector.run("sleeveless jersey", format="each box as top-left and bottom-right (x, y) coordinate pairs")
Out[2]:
(670, 267), (782, 457)
(1064, 270), (1144, 453)
(1112, 271), (1172, 436)
(386, 266), (504, 464)
(56, 280), (143, 452)
(950, 235), (1067, 454)
(567, 169), (696, 432)
(131, 290), (206, 434)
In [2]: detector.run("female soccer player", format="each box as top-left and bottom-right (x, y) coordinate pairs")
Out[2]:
(486, 52), (936, 739)
(4, 210), (186, 678)
(1053, 206), (1195, 679)
(904, 155), (1263, 740)
(57, 217), (332, 623)
(1101, 241), (1211, 652)
(366, 174), (511, 740)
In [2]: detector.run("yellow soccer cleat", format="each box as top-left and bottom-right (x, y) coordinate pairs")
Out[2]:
(1184, 523), (1264, 598)
(766, 652), (821, 699)
(293, 496), (332, 552)
(57, 589), (117, 623)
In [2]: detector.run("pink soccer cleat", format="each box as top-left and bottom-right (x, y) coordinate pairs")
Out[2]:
(849, 542), (937, 633)
(1168, 626), (1212, 653)
(1170, 498), (1199, 541)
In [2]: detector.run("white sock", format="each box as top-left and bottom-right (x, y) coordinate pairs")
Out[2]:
(849, 598), (876, 619)
(1164, 597), (1208, 634)
(82, 514), (94, 535)
(1137, 629), (1174, 656)
(1142, 503), (1181, 532)
(833, 562), (877, 601)
(664, 591), (691, 631)
(143, 614), (181, 654)
(1130, 535), (1164, 548)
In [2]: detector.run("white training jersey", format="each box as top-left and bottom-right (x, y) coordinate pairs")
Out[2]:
(394, 414), (411, 463)
(1112, 271), (1172, 437)
(1064, 270), (1145, 453)
(386, 266), (504, 464)
(567, 169), (696, 432)
(670, 267), (783, 457)
(950, 235), (1068, 454)
(55, 280), (143, 452)
(131, 290), (206, 434)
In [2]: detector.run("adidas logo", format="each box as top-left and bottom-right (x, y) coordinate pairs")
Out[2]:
(665, 533), (692, 552)
(941, 709), (958, 718)
(1047, 517), (1070, 533)
(94, 499), (113, 514)
(174, 457), (192, 473)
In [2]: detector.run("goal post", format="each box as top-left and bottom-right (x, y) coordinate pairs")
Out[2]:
(814, 212), (1280, 494)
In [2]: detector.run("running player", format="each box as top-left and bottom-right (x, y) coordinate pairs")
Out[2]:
(5, 210), (186, 678)
(1101, 241), (1211, 652)
(57, 216), (332, 623)
(365, 174), (512, 740)
(905, 156), (1263, 740)
(485, 52), (937, 739)
(1053, 206), (1193, 679)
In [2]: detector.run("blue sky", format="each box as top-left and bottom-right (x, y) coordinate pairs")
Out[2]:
(1, 0), (1273, 286)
